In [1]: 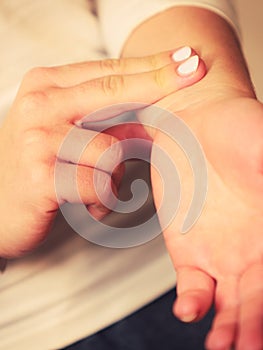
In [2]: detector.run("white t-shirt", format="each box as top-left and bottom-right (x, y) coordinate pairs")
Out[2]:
(0, 1), (238, 349)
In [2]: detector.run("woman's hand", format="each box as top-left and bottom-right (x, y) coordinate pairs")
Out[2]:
(146, 85), (263, 350)
(0, 49), (206, 258)
(119, 3), (262, 348)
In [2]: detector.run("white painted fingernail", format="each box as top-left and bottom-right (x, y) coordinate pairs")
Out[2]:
(172, 46), (192, 62)
(177, 55), (199, 76)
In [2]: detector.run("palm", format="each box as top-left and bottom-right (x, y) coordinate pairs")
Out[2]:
(150, 96), (263, 350)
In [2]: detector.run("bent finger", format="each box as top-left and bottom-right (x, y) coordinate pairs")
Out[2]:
(55, 126), (124, 184)
(54, 161), (118, 213)
(173, 266), (215, 322)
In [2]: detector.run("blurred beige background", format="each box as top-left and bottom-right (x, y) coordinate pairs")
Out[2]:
(236, 0), (263, 101)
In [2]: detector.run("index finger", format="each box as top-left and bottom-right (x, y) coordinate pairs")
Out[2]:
(32, 46), (197, 88)
(55, 55), (206, 124)
(21, 52), (205, 126)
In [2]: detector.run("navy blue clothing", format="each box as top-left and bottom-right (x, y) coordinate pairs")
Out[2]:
(63, 289), (214, 350)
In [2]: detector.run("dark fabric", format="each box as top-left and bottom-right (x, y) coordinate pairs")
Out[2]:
(62, 289), (214, 350)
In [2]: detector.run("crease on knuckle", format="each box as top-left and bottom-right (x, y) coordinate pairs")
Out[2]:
(109, 135), (123, 164)
(153, 68), (167, 90)
(100, 58), (124, 74)
(93, 134), (123, 169)
(148, 54), (160, 70)
(101, 75), (125, 97)
(19, 90), (50, 115)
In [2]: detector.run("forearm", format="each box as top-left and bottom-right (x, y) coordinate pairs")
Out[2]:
(121, 7), (255, 99)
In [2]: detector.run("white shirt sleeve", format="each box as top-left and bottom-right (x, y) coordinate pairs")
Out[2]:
(97, 0), (239, 57)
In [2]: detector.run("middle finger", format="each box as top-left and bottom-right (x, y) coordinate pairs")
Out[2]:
(40, 48), (193, 87)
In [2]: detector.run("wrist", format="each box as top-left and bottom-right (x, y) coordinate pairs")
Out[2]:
(121, 6), (256, 105)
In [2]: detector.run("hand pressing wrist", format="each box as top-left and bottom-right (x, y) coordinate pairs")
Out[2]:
(121, 6), (256, 111)
(0, 48), (206, 258)
(147, 47), (256, 117)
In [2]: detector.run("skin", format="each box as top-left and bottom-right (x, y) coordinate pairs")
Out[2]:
(1, 6), (262, 350)
(121, 6), (263, 350)
(0, 50), (206, 258)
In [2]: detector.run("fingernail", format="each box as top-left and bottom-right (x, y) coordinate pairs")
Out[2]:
(172, 46), (192, 62)
(177, 55), (199, 76)
(180, 314), (197, 323)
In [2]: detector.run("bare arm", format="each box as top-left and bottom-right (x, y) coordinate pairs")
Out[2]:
(122, 6), (255, 103)
(121, 6), (263, 350)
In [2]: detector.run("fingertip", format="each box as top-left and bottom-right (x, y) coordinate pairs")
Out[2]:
(173, 293), (199, 322)
(171, 45), (206, 82)
(174, 267), (215, 323)
(196, 56), (207, 78)
(86, 179), (117, 220)
(173, 289), (212, 323)
(176, 55), (206, 84)
(87, 179), (119, 220)
(171, 46), (192, 62)
(87, 204), (110, 221)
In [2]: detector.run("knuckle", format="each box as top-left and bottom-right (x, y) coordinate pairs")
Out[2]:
(22, 66), (51, 85)
(101, 75), (125, 97)
(100, 58), (124, 74)
(153, 68), (166, 89)
(94, 134), (123, 163)
(19, 91), (46, 113)
(18, 89), (52, 116)
(22, 128), (49, 148)
(109, 135), (123, 162)
(147, 54), (160, 70)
